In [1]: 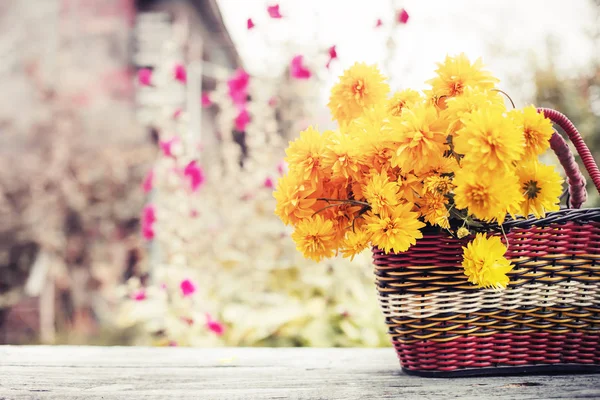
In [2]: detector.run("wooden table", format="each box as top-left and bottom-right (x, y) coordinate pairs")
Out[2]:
(0, 346), (598, 399)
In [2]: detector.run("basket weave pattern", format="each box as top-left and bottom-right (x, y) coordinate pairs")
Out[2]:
(373, 217), (600, 374)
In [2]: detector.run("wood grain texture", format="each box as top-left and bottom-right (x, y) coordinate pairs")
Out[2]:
(0, 346), (598, 399)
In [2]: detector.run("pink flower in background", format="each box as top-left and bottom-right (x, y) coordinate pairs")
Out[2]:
(181, 317), (194, 326)
(142, 169), (154, 193)
(173, 108), (183, 119)
(375, 18), (383, 28)
(160, 283), (167, 290)
(235, 109), (250, 131)
(159, 136), (179, 158)
(326, 45), (337, 69)
(241, 193), (254, 201)
(277, 160), (287, 175)
(247, 18), (255, 29)
(264, 177), (275, 189)
(138, 68), (152, 86)
(131, 290), (146, 301)
(168, 341), (178, 347)
(227, 69), (250, 106)
(201, 92), (212, 108)
(190, 209), (199, 218)
(184, 160), (205, 192)
(180, 279), (196, 297)
(397, 9), (409, 24)
(206, 314), (225, 336)
(174, 63), (187, 83)
(290, 55), (311, 79)
(267, 4), (282, 18)
(268, 96), (278, 107)
(141, 204), (156, 240)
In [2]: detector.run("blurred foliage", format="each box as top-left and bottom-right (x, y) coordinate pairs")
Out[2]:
(114, 43), (389, 347)
(531, 5), (600, 207)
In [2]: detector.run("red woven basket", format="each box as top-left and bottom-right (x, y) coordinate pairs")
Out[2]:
(373, 109), (600, 377)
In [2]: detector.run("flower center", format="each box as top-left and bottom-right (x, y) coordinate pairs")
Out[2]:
(524, 128), (539, 145)
(523, 180), (541, 199)
(353, 80), (366, 101)
(468, 186), (488, 208)
(306, 235), (324, 251)
(450, 81), (464, 96)
(382, 220), (395, 234)
(391, 101), (405, 117)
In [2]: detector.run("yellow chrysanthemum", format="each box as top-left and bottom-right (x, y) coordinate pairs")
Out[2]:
(363, 172), (400, 214)
(453, 168), (521, 224)
(285, 127), (332, 188)
(357, 132), (396, 173)
(424, 155), (460, 176)
(328, 62), (390, 126)
(454, 109), (525, 171)
(516, 160), (563, 218)
(443, 87), (505, 133)
(424, 175), (454, 196)
(462, 233), (514, 290)
(418, 192), (450, 228)
(457, 227), (470, 239)
(291, 214), (338, 262)
(348, 104), (390, 136)
(322, 132), (363, 181)
(388, 103), (449, 174)
(397, 172), (423, 204)
(387, 89), (422, 117)
(509, 105), (554, 160)
(273, 173), (319, 225)
(321, 200), (363, 242)
(364, 204), (425, 254)
(426, 53), (499, 99)
(341, 228), (372, 261)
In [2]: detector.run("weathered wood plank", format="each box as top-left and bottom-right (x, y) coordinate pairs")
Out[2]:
(0, 346), (598, 399)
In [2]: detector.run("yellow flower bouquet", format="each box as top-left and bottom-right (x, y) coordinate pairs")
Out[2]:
(275, 54), (600, 376)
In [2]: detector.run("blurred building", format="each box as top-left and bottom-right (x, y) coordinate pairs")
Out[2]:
(0, 0), (241, 344)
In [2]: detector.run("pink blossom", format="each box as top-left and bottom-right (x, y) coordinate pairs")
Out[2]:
(184, 160), (205, 192)
(326, 45), (337, 69)
(234, 109), (250, 131)
(190, 209), (199, 218)
(247, 18), (255, 29)
(267, 4), (282, 18)
(138, 68), (152, 86)
(180, 279), (196, 297)
(131, 290), (146, 301)
(375, 18), (383, 28)
(290, 55), (311, 79)
(206, 313), (225, 336)
(181, 317), (194, 326)
(168, 341), (178, 347)
(397, 9), (409, 24)
(159, 136), (179, 158)
(277, 160), (287, 175)
(268, 96), (278, 107)
(174, 63), (187, 83)
(142, 169), (154, 193)
(201, 92), (212, 108)
(264, 177), (275, 189)
(160, 283), (167, 290)
(241, 193), (255, 201)
(173, 108), (182, 119)
(227, 69), (250, 106)
(141, 204), (156, 240)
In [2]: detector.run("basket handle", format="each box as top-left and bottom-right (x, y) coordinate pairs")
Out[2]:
(538, 108), (600, 209)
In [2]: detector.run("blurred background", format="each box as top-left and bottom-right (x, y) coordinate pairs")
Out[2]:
(0, 0), (598, 347)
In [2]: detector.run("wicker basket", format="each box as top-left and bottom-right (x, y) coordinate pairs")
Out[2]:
(373, 109), (600, 377)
